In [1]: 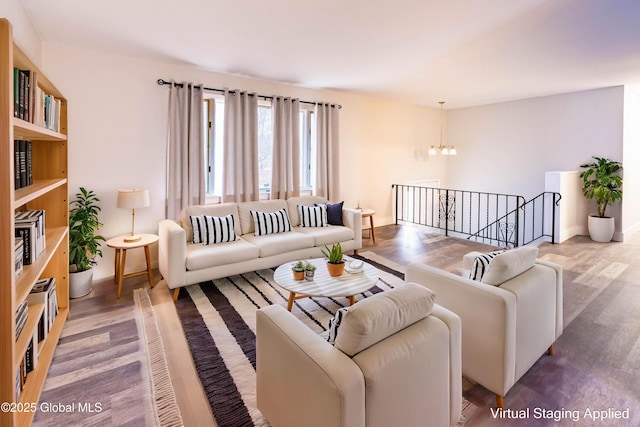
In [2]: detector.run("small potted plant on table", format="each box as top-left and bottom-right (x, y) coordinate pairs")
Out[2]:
(322, 242), (345, 277)
(304, 261), (317, 281)
(292, 261), (306, 280)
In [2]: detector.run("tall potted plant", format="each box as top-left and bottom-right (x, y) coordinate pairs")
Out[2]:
(69, 188), (105, 297)
(579, 156), (623, 242)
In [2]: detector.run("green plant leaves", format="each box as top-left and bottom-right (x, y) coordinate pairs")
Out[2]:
(579, 156), (623, 218)
(69, 187), (105, 272)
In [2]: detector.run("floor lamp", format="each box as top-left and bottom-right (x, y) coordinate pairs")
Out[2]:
(117, 189), (150, 242)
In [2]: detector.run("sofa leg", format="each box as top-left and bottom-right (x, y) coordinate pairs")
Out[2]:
(496, 395), (504, 409)
(548, 345), (554, 356)
(354, 249), (359, 255)
(173, 288), (180, 301)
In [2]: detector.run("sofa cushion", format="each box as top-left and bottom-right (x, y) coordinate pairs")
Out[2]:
(185, 239), (259, 270)
(468, 250), (504, 281)
(294, 225), (354, 247)
(334, 283), (436, 357)
(298, 205), (327, 228)
(481, 247), (539, 286)
(181, 203), (241, 243)
(190, 214), (238, 245)
(251, 208), (292, 236)
(238, 200), (289, 235)
(242, 231), (314, 258)
(286, 196), (328, 226)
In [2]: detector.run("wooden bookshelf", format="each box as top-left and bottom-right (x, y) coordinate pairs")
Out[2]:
(1, 19), (69, 427)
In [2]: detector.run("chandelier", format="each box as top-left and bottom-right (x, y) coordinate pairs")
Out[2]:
(428, 101), (456, 156)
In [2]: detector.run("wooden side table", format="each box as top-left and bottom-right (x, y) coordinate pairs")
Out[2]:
(360, 208), (376, 243)
(106, 233), (159, 298)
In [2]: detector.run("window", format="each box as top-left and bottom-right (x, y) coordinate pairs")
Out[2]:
(203, 96), (315, 199)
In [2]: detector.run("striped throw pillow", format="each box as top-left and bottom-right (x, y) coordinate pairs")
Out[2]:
(327, 307), (348, 345)
(298, 204), (327, 228)
(468, 251), (504, 282)
(251, 208), (292, 236)
(190, 214), (238, 245)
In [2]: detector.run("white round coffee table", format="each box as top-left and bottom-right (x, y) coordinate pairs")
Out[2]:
(274, 257), (379, 311)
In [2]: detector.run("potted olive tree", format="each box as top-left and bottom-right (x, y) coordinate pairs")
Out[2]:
(69, 188), (105, 297)
(579, 156), (623, 242)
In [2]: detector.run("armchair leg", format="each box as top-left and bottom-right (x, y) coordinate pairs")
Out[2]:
(548, 345), (554, 356)
(496, 395), (504, 409)
(173, 288), (180, 301)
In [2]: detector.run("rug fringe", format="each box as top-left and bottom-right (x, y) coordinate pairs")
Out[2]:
(134, 289), (185, 427)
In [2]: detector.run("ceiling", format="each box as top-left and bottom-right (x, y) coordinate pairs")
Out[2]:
(20, 0), (640, 108)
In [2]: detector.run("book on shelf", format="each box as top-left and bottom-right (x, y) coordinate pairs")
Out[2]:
(13, 140), (32, 190)
(15, 300), (28, 341)
(15, 210), (46, 260)
(27, 277), (57, 341)
(14, 238), (23, 278)
(30, 277), (57, 333)
(15, 221), (36, 265)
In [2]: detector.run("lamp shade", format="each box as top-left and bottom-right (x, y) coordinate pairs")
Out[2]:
(117, 189), (150, 209)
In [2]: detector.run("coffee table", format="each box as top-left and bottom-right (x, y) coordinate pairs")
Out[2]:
(273, 257), (379, 311)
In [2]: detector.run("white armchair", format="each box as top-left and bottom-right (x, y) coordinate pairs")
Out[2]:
(256, 283), (462, 427)
(406, 247), (563, 408)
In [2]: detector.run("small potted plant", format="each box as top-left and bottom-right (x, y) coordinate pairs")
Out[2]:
(321, 242), (345, 277)
(292, 260), (306, 280)
(580, 156), (623, 242)
(304, 261), (317, 281)
(69, 187), (106, 298)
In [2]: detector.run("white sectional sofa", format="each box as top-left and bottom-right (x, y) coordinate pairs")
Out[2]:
(159, 196), (362, 299)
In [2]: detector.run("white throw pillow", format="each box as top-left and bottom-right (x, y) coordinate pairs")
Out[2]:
(334, 283), (436, 356)
(468, 251), (504, 281)
(298, 204), (327, 228)
(481, 247), (539, 286)
(189, 214), (238, 245)
(250, 208), (292, 236)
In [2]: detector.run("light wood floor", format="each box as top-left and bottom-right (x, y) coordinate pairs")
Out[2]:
(39, 224), (640, 426)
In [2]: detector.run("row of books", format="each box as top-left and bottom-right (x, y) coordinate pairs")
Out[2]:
(16, 277), (58, 399)
(14, 139), (33, 190)
(15, 210), (46, 265)
(27, 277), (58, 342)
(13, 67), (61, 131)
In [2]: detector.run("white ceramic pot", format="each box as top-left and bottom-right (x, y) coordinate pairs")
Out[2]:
(69, 268), (94, 298)
(587, 215), (615, 243)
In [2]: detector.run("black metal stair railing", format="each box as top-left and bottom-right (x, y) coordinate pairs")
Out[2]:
(392, 184), (561, 248)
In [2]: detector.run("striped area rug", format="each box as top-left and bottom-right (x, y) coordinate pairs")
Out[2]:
(174, 256), (472, 427)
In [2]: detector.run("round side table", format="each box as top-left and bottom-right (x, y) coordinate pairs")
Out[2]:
(106, 233), (159, 298)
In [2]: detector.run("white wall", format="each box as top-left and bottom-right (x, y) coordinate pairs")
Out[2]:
(40, 43), (448, 280)
(446, 87), (625, 199)
(0, 1), (42, 65)
(622, 86), (640, 239)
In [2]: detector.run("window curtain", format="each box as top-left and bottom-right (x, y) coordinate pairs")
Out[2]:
(166, 81), (205, 219)
(315, 103), (340, 201)
(222, 90), (259, 203)
(271, 97), (300, 200)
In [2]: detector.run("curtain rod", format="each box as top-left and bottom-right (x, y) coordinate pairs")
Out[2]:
(157, 79), (341, 109)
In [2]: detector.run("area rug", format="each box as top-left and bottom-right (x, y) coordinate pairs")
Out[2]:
(34, 287), (184, 427)
(174, 254), (474, 427)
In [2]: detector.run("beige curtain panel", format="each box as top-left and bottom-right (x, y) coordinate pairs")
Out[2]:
(271, 97), (300, 200)
(223, 90), (259, 203)
(315, 103), (340, 202)
(166, 81), (205, 219)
